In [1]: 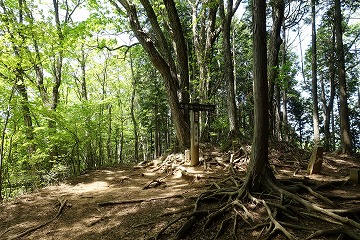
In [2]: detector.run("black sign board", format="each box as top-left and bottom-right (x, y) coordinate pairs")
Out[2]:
(179, 102), (216, 112)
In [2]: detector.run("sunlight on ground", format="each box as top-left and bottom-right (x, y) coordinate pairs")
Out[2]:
(56, 181), (110, 194)
(306, 174), (349, 182)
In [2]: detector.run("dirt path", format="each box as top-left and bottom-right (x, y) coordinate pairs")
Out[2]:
(1, 150), (360, 240)
(0, 157), (222, 240)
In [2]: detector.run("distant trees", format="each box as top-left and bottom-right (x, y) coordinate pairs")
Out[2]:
(303, 0), (359, 152)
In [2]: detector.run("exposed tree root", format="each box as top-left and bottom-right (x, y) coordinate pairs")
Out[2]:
(7, 199), (67, 240)
(306, 226), (360, 240)
(97, 194), (196, 206)
(149, 173), (360, 240)
(143, 179), (165, 189)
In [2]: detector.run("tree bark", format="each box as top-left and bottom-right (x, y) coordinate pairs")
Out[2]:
(163, 0), (190, 105)
(244, 0), (275, 191)
(334, 0), (352, 154)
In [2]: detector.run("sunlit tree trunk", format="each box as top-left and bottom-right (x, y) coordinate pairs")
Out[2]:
(321, 23), (336, 151)
(79, 44), (88, 101)
(334, 0), (352, 154)
(311, 0), (320, 144)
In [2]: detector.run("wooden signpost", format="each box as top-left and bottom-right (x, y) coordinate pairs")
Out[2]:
(180, 100), (215, 166)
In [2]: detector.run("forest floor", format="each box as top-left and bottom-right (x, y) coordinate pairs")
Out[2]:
(1, 143), (360, 240)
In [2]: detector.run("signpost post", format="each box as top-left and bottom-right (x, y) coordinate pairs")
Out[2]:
(180, 100), (215, 166)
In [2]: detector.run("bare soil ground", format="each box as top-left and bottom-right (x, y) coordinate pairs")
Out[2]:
(1, 145), (360, 240)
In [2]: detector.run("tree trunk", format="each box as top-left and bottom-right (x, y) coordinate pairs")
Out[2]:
(243, 0), (275, 191)
(267, 0), (284, 139)
(191, 0), (218, 138)
(107, 105), (113, 162)
(163, 0), (190, 105)
(321, 24), (336, 151)
(129, 50), (139, 162)
(275, 85), (282, 140)
(219, 0), (240, 138)
(80, 44), (88, 101)
(281, 25), (288, 141)
(113, 0), (190, 149)
(334, 0), (352, 154)
(311, 0), (320, 144)
(0, 87), (14, 202)
(16, 76), (35, 154)
(154, 104), (160, 159)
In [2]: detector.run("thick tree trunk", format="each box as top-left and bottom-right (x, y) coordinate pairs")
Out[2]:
(334, 0), (352, 154)
(114, 0), (190, 149)
(311, 0), (320, 144)
(244, 0), (275, 191)
(163, 0), (190, 105)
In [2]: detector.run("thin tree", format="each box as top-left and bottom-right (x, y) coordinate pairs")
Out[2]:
(0, 86), (15, 202)
(311, 0), (320, 144)
(267, 0), (284, 140)
(129, 49), (139, 162)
